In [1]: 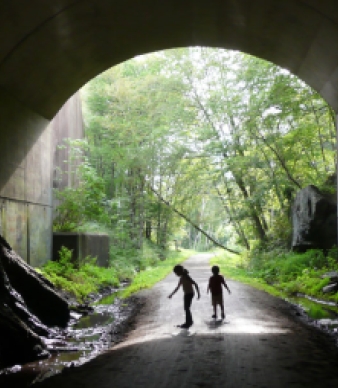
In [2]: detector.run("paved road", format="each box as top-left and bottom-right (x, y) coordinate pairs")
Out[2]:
(37, 254), (338, 388)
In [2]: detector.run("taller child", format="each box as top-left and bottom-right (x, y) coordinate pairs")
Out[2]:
(168, 265), (200, 328)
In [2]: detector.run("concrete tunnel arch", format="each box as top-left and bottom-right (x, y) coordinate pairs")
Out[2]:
(1, 0), (338, 262)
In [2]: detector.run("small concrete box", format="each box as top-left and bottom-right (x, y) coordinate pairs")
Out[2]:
(53, 232), (109, 267)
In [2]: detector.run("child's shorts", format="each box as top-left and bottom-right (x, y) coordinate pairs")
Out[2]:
(212, 293), (223, 306)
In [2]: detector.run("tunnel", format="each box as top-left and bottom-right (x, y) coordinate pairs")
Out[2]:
(1, 0), (338, 261)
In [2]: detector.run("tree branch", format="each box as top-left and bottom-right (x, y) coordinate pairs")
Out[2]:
(149, 186), (240, 255)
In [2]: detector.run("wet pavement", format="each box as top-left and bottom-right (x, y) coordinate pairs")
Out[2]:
(0, 294), (143, 387)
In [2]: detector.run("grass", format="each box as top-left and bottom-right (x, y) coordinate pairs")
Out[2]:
(210, 248), (338, 302)
(38, 244), (195, 302)
(38, 248), (120, 301)
(210, 251), (285, 298)
(121, 249), (195, 298)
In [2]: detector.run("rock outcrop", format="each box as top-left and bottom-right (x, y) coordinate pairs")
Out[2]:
(0, 235), (70, 368)
(292, 185), (337, 252)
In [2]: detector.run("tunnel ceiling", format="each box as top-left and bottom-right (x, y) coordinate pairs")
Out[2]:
(2, 0), (338, 118)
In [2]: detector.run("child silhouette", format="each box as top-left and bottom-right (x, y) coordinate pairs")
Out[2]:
(168, 265), (200, 328)
(207, 265), (231, 319)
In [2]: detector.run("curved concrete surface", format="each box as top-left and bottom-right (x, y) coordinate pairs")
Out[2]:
(1, 0), (338, 118)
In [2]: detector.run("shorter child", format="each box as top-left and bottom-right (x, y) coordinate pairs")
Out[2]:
(207, 265), (231, 319)
(168, 265), (200, 328)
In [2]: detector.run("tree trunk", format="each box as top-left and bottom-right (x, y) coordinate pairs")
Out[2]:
(214, 184), (251, 250)
(233, 174), (267, 242)
(145, 219), (152, 240)
(0, 235), (70, 368)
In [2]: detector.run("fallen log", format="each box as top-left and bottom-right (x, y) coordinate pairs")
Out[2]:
(0, 235), (70, 368)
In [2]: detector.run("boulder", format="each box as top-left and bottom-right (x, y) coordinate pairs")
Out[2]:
(0, 234), (70, 368)
(321, 271), (338, 282)
(322, 283), (338, 293)
(292, 185), (337, 252)
(1, 244), (70, 327)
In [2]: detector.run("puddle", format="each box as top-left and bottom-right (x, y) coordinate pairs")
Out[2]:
(94, 292), (120, 306)
(73, 311), (114, 329)
(0, 294), (141, 387)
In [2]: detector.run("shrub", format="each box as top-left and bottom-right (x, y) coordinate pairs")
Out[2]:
(210, 247), (338, 302)
(41, 246), (120, 301)
(40, 244), (193, 302)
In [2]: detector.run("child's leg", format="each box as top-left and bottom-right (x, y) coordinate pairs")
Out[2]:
(220, 298), (225, 319)
(183, 293), (194, 326)
(212, 303), (217, 318)
(211, 295), (217, 318)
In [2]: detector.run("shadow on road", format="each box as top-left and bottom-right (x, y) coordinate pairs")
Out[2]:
(35, 330), (338, 388)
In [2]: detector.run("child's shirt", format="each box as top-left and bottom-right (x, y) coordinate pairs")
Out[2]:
(180, 274), (195, 294)
(209, 274), (226, 295)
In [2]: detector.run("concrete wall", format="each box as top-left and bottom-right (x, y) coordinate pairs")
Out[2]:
(0, 89), (52, 266)
(0, 92), (84, 266)
(52, 92), (84, 192)
(53, 233), (110, 268)
(2, 1), (338, 116)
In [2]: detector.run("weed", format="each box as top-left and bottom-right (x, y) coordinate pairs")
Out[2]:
(121, 249), (194, 298)
(210, 248), (338, 302)
(39, 244), (195, 302)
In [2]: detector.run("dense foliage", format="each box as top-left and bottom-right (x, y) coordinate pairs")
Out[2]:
(40, 246), (119, 300)
(40, 245), (193, 301)
(80, 48), (335, 253)
(211, 248), (338, 303)
(52, 47), (336, 296)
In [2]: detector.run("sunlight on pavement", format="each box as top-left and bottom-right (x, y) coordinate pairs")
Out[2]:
(200, 318), (292, 334)
(112, 318), (291, 351)
(112, 253), (293, 353)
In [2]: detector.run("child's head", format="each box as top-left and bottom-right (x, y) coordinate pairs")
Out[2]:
(211, 265), (220, 275)
(173, 265), (188, 277)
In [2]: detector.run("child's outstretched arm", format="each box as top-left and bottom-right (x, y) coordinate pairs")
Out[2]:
(222, 277), (231, 294)
(168, 280), (181, 298)
(193, 280), (200, 299)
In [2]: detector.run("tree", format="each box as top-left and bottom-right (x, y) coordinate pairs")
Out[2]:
(79, 46), (335, 253)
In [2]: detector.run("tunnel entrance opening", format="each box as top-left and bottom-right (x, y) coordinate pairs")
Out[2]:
(72, 46), (336, 257)
(1, 1), (338, 262)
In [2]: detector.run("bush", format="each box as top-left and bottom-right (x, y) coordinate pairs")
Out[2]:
(40, 244), (194, 302)
(41, 246), (120, 301)
(210, 247), (338, 301)
(250, 249), (328, 283)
